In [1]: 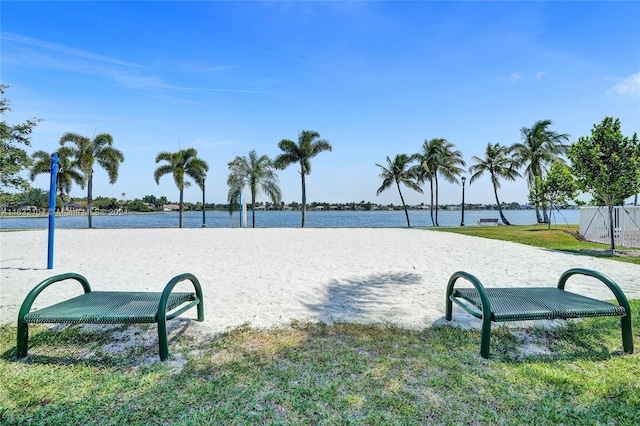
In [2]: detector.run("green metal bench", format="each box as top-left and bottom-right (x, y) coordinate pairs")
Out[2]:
(17, 272), (204, 361)
(445, 268), (633, 359)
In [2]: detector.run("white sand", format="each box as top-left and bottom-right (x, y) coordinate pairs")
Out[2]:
(1, 228), (639, 333)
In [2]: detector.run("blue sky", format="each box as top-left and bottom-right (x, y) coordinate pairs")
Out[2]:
(2, 1), (639, 206)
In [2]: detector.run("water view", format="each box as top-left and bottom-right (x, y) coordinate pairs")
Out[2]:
(0, 209), (579, 229)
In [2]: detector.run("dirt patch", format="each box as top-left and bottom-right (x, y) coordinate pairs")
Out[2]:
(580, 248), (640, 258)
(21, 319), (205, 373)
(563, 230), (587, 241)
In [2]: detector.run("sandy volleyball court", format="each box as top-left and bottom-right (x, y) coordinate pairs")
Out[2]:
(1, 228), (639, 333)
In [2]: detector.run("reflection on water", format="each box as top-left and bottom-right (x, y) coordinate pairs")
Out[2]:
(1, 209), (579, 229)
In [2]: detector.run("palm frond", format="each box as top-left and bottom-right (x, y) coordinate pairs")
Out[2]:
(153, 164), (174, 185)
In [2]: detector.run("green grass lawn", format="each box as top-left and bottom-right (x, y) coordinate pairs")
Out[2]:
(428, 223), (640, 265)
(1, 312), (638, 425)
(1, 225), (639, 425)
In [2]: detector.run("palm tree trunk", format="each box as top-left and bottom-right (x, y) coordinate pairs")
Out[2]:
(251, 189), (256, 228)
(635, 193), (638, 206)
(300, 168), (306, 228)
(542, 208), (549, 223)
(87, 175), (93, 229)
(535, 205), (543, 223)
(179, 188), (184, 228)
(492, 177), (510, 225)
(607, 205), (616, 255)
(396, 182), (411, 227)
(434, 175), (440, 227)
(429, 179), (435, 226)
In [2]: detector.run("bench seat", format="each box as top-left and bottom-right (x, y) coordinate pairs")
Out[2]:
(23, 291), (197, 324)
(445, 268), (633, 358)
(453, 287), (626, 322)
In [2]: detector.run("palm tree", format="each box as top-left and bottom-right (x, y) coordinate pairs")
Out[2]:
(414, 138), (465, 226)
(414, 139), (439, 226)
(60, 132), (125, 228)
(274, 130), (332, 227)
(436, 142), (466, 226)
(468, 143), (521, 225)
(512, 119), (569, 223)
(375, 154), (423, 227)
(227, 149), (282, 228)
(30, 148), (85, 199)
(154, 148), (209, 228)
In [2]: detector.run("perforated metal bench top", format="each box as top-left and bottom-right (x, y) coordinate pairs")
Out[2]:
(23, 291), (196, 324)
(452, 287), (626, 322)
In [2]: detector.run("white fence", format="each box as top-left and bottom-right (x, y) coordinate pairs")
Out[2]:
(580, 206), (640, 248)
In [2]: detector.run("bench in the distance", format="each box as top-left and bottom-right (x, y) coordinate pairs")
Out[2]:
(478, 218), (499, 225)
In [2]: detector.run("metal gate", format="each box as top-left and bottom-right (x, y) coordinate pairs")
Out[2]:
(580, 206), (640, 248)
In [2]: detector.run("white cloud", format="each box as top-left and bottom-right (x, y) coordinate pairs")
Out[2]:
(510, 72), (523, 83)
(1, 32), (145, 69)
(607, 72), (640, 98)
(535, 71), (547, 81)
(2, 32), (276, 94)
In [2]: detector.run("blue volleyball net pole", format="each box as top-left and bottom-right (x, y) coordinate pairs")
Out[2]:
(47, 153), (60, 269)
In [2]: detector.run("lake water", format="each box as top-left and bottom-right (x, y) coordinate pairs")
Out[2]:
(0, 209), (579, 229)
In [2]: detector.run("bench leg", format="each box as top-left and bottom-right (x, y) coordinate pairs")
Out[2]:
(621, 315), (634, 354)
(17, 320), (29, 358)
(158, 321), (169, 361)
(480, 316), (492, 359)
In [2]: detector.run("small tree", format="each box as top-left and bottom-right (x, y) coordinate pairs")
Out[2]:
(0, 85), (41, 191)
(18, 187), (50, 209)
(568, 117), (640, 254)
(529, 162), (578, 229)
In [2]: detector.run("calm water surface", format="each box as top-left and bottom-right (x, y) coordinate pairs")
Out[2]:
(1, 209), (579, 229)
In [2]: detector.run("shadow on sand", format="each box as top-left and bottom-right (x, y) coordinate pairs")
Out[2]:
(303, 271), (422, 324)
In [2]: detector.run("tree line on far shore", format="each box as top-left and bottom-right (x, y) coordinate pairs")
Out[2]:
(3, 192), (540, 217)
(2, 85), (639, 251)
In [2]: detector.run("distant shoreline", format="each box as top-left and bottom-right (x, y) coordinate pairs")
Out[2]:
(0, 209), (580, 229)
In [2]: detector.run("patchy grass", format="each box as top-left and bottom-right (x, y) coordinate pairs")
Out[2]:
(1, 300), (639, 425)
(428, 224), (640, 265)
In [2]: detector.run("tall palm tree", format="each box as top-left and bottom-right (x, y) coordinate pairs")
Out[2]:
(274, 130), (332, 228)
(30, 148), (85, 199)
(154, 148), (209, 228)
(60, 132), (125, 228)
(375, 154), (423, 227)
(415, 138), (466, 226)
(512, 119), (569, 223)
(414, 138), (466, 226)
(227, 149), (282, 228)
(414, 139), (440, 226)
(468, 143), (520, 225)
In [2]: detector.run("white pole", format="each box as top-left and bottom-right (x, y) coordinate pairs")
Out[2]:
(242, 196), (247, 228)
(239, 192), (243, 228)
